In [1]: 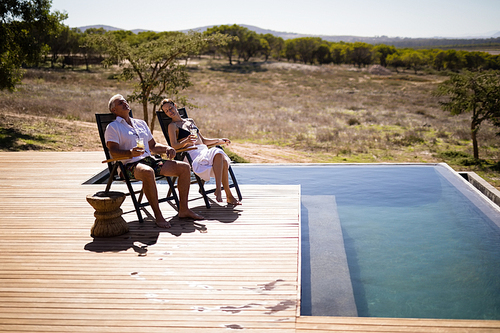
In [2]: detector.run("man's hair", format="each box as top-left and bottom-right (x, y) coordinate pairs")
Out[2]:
(108, 94), (124, 112)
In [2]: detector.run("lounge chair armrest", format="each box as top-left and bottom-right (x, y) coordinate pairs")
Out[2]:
(177, 147), (197, 153)
(207, 143), (227, 149)
(102, 156), (129, 163)
(102, 147), (197, 163)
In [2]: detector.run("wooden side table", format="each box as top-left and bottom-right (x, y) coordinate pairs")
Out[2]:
(86, 191), (129, 237)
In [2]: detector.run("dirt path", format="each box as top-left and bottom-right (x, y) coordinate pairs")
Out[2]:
(226, 142), (312, 163)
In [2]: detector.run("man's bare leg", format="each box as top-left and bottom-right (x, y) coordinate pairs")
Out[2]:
(161, 160), (203, 220)
(134, 165), (171, 228)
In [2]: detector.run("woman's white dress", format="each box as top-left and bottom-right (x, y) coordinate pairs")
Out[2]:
(187, 144), (231, 181)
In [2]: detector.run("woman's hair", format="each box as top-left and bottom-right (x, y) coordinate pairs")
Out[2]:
(160, 98), (175, 111)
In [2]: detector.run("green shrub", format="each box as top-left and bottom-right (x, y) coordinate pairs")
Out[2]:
(438, 150), (471, 159)
(438, 150), (483, 166)
(107, 74), (120, 80)
(348, 118), (360, 126)
(455, 157), (483, 166)
(223, 147), (249, 163)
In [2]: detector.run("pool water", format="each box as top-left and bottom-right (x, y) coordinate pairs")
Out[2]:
(230, 164), (500, 320)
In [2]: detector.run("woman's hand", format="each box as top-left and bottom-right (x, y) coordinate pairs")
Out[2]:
(219, 138), (231, 145)
(179, 134), (197, 147)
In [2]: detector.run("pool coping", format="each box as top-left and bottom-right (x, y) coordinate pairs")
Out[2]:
(459, 171), (500, 207)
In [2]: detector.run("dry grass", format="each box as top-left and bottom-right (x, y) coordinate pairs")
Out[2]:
(185, 60), (499, 162)
(1, 68), (133, 122)
(1, 58), (499, 186)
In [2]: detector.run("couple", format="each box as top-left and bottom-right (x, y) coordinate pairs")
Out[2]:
(105, 94), (241, 229)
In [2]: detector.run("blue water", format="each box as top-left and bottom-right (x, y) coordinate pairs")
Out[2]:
(230, 164), (500, 320)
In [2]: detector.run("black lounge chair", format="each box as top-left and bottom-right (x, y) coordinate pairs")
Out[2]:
(156, 108), (242, 208)
(95, 112), (179, 223)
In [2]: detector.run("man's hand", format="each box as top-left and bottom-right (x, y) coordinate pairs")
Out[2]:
(165, 147), (176, 159)
(130, 147), (145, 157)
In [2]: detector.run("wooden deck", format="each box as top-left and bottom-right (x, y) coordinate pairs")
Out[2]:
(0, 151), (499, 333)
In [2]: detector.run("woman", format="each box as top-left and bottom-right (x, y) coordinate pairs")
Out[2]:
(160, 99), (241, 206)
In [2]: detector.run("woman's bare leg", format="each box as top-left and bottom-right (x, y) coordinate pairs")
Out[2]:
(221, 159), (241, 205)
(213, 154), (224, 202)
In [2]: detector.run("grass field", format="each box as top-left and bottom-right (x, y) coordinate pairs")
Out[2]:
(1, 58), (499, 187)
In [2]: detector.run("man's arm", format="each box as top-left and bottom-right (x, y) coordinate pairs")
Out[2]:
(148, 139), (176, 159)
(107, 141), (144, 159)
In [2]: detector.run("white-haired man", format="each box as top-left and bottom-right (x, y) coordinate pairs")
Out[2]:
(105, 94), (203, 227)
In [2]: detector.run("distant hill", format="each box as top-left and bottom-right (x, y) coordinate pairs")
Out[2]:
(182, 24), (311, 40)
(77, 24), (500, 48)
(77, 25), (151, 34)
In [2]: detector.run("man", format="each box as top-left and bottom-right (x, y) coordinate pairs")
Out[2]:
(105, 94), (203, 228)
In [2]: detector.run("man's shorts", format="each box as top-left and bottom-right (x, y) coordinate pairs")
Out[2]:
(124, 156), (164, 180)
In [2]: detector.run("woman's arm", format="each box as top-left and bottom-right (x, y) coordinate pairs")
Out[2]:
(192, 120), (230, 146)
(200, 133), (231, 146)
(167, 122), (196, 150)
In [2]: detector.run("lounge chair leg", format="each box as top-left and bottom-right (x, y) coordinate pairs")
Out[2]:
(229, 166), (242, 201)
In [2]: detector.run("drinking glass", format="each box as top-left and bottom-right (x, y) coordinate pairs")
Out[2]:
(136, 137), (145, 149)
(189, 124), (198, 138)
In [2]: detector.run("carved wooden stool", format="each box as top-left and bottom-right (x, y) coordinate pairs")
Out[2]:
(86, 191), (129, 237)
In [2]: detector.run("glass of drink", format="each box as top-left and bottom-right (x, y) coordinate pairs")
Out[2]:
(136, 137), (145, 149)
(189, 124), (198, 138)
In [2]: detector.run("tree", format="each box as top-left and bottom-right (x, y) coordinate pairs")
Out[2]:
(350, 42), (373, 68)
(314, 44), (332, 64)
(47, 24), (70, 67)
(443, 49), (464, 72)
(374, 44), (396, 67)
(205, 24), (243, 65)
(330, 43), (345, 65)
(484, 54), (500, 70)
(261, 34), (284, 61)
(387, 52), (405, 73)
(431, 49), (446, 71)
(463, 51), (488, 71)
(260, 38), (271, 61)
(238, 29), (261, 62)
(435, 70), (500, 159)
(97, 31), (231, 129)
(0, 0), (66, 90)
(402, 50), (426, 74)
(295, 37), (322, 64)
(146, 65), (192, 132)
(284, 39), (298, 62)
(79, 28), (106, 70)
(60, 28), (80, 68)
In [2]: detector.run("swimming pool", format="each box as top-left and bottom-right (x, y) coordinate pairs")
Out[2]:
(230, 163), (500, 320)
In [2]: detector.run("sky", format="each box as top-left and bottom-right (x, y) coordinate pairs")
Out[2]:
(51, 0), (500, 38)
